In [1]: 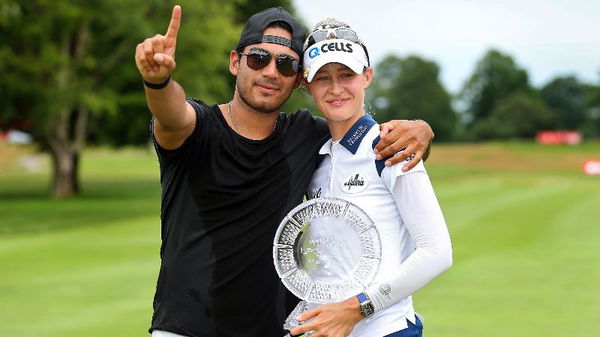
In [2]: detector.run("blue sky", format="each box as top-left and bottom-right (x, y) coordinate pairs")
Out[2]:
(294, 0), (600, 93)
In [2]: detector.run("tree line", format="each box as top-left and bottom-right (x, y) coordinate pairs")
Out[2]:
(0, 0), (294, 197)
(367, 51), (600, 142)
(1, 0), (599, 197)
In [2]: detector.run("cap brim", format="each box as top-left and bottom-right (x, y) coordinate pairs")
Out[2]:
(305, 54), (366, 82)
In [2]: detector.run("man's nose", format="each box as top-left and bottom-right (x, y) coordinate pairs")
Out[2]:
(262, 57), (279, 78)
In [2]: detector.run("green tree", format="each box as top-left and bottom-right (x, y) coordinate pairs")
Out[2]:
(540, 76), (587, 130)
(471, 92), (555, 140)
(370, 55), (457, 141)
(234, 0), (297, 23)
(582, 82), (600, 138)
(0, 0), (241, 197)
(459, 49), (530, 128)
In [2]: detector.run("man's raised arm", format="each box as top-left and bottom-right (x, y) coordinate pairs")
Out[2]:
(134, 5), (195, 150)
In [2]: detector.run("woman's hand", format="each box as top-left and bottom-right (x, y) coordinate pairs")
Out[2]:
(289, 297), (364, 337)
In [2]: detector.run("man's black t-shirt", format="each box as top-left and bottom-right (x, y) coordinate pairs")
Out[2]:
(150, 99), (330, 337)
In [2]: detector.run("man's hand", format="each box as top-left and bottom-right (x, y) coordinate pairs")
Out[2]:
(289, 298), (363, 337)
(374, 119), (434, 172)
(135, 5), (181, 84)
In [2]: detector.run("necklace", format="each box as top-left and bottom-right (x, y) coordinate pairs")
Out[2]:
(227, 100), (278, 134)
(227, 101), (242, 133)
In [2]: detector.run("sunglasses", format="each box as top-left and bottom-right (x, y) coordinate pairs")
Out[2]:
(303, 27), (361, 51)
(238, 48), (300, 77)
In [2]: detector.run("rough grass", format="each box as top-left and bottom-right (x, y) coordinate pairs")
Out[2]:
(1, 142), (599, 336)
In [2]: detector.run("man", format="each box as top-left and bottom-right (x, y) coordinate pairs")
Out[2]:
(134, 6), (434, 337)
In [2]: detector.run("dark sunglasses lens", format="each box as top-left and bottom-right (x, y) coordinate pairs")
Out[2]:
(246, 51), (271, 70)
(276, 56), (299, 77)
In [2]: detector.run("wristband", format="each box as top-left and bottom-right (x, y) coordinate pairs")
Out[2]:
(143, 75), (171, 89)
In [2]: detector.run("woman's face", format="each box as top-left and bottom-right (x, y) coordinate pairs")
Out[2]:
(306, 63), (373, 126)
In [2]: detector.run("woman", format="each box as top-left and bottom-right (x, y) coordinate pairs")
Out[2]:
(289, 18), (453, 337)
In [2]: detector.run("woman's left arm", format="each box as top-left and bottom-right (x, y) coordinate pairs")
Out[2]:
(366, 166), (452, 312)
(290, 165), (452, 337)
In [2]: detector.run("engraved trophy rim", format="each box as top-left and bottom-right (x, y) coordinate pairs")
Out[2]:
(273, 197), (381, 303)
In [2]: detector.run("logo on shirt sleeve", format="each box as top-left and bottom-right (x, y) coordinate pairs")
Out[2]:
(341, 173), (368, 194)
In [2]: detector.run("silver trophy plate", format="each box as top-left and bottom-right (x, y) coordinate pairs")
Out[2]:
(273, 197), (381, 304)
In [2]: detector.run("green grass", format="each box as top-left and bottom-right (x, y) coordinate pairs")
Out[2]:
(1, 142), (599, 336)
(420, 143), (600, 336)
(0, 146), (161, 337)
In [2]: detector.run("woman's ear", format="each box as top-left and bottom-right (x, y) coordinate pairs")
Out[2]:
(363, 67), (374, 89)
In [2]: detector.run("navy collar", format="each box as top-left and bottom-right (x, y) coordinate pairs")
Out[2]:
(339, 114), (377, 154)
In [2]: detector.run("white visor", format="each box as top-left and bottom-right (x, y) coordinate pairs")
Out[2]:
(303, 39), (369, 82)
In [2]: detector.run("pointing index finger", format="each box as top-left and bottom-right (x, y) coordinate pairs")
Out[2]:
(166, 5), (181, 39)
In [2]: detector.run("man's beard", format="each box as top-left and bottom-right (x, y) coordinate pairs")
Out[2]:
(236, 76), (293, 114)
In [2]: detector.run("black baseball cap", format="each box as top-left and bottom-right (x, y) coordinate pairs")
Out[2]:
(236, 7), (306, 58)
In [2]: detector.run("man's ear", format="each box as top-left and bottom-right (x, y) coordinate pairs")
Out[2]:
(229, 50), (240, 76)
(293, 72), (303, 88)
(302, 78), (313, 95)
